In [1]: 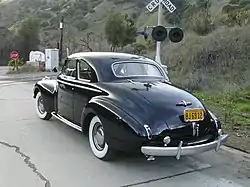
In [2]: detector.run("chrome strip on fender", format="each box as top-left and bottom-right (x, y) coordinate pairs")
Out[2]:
(52, 112), (82, 132)
(57, 79), (102, 93)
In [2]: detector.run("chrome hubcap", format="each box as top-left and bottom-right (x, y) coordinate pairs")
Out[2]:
(92, 122), (105, 151)
(37, 96), (45, 114)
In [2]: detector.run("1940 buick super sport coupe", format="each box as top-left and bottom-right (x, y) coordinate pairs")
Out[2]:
(33, 52), (228, 161)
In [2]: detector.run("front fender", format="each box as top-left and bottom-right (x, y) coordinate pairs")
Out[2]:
(33, 78), (58, 98)
(33, 78), (58, 113)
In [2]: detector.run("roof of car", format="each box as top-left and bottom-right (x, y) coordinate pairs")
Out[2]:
(67, 52), (163, 82)
(68, 52), (151, 62)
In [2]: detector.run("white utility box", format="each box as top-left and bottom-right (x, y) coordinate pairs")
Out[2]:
(45, 48), (59, 71)
(29, 51), (45, 62)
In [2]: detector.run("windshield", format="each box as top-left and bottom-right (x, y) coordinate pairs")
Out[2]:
(112, 62), (164, 78)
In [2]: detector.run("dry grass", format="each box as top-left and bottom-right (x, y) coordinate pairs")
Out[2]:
(164, 25), (250, 93)
(7, 64), (43, 74)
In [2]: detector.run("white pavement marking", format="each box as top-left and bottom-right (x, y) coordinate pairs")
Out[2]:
(0, 81), (15, 84)
(0, 80), (29, 87)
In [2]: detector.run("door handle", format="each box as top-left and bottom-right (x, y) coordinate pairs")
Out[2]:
(59, 83), (65, 89)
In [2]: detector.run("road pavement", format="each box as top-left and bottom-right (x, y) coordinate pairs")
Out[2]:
(0, 66), (9, 74)
(0, 80), (249, 187)
(0, 66), (57, 81)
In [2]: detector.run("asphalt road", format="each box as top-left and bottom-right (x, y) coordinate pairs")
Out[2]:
(0, 66), (9, 79)
(0, 80), (249, 187)
(0, 66), (9, 74)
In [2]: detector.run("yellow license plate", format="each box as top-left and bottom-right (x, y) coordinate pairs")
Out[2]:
(184, 108), (204, 122)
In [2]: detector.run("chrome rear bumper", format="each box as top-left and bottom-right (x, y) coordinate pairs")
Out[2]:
(141, 134), (229, 160)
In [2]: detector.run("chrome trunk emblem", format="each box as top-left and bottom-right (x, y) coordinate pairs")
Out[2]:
(192, 122), (199, 136)
(144, 125), (153, 140)
(176, 100), (192, 107)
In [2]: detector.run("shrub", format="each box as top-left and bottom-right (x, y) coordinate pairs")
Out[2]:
(131, 43), (147, 55)
(8, 59), (24, 71)
(183, 8), (215, 36)
(164, 26), (250, 93)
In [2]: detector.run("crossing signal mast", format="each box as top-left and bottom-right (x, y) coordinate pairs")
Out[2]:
(137, 0), (184, 64)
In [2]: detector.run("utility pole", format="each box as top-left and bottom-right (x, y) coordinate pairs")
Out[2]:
(59, 15), (64, 63)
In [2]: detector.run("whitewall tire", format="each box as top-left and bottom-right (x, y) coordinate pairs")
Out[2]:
(35, 91), (52, 120)
(88, 115), (115, 161)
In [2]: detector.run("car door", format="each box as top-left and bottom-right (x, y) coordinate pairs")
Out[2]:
(73, 59), (101, 125)
(57, 58), (77, 121)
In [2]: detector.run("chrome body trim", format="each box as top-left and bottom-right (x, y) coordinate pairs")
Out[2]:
(76, 59), (100, 82)
(77, 62), (91, 83)
(51, 112), (82, 132)
(57, 79), (102, 93)
(111, 60), (165, 79)
(88, 101), (123, 121)
(141, 134), (229, 160)
(144, 124), (153, 140)
(33, 83), (55, 95)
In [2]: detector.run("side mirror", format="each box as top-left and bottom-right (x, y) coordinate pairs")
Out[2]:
(52, 67), (58, 73)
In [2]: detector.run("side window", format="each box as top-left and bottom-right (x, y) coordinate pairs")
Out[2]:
(61, 59), (77, 78)
(78, 60), (98, 82)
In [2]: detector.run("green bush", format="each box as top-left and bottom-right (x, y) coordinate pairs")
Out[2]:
(131, 43), (147, 55)
(8, 59), (24, 71)
(75, 20), (89, 31)
(165, 25), (250, 93)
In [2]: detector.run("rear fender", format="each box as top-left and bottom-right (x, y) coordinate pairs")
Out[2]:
(33, 79), (58, 113)
(81, 98), (147, 151)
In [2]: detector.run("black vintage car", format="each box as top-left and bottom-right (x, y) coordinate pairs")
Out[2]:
(33, 52), (228, 161)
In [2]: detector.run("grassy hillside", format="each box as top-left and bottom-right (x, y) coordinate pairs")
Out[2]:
(0, 0), (237, 49)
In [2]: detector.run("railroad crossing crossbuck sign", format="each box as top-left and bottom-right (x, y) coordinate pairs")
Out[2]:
(146, 0), (176, 13)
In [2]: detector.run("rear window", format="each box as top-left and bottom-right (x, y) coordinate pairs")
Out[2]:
(112, 62), (163, 78)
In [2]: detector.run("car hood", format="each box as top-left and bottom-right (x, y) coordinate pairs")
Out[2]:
(100, 80), (207, 135)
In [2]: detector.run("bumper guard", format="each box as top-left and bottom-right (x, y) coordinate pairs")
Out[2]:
(141, 134), (229, 160)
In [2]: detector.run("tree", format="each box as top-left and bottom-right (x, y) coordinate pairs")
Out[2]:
(79, 32), (109, 52)
(183, 0), (215, 35)
(221, 9), (249, 27)
(17, 18), (40, 62)
(80, 32), (95, 52)
(196, 0), (212, 9)
(221, 0), (250, 27)
(104, 12), (137, 51)
(0, 27), (18, 65)
(131, 43), (147, 55)
(163, 0), (188, 25)
(63, 24), (79, 55)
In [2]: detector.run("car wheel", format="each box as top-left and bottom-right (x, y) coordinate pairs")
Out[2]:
(89, 115), (115, 161)
(35, 91), (52, 120)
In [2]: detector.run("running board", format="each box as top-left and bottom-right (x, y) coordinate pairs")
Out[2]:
(51, 112), (82, 132)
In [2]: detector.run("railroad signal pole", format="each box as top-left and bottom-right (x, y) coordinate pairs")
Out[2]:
(155, 3), (163, 64)
(146, 0), (176, 64)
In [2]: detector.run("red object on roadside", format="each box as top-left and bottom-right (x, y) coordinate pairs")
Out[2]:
(10, 51), (19, 60)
